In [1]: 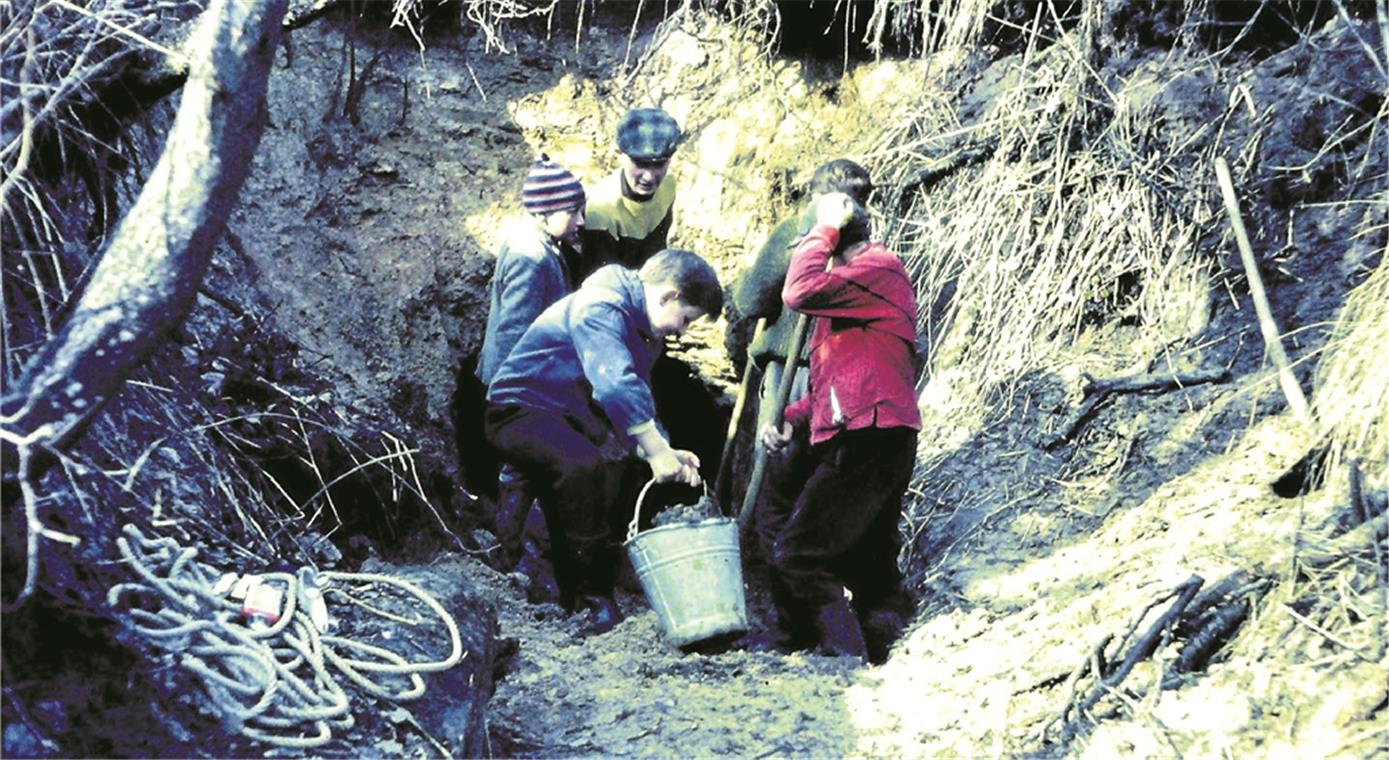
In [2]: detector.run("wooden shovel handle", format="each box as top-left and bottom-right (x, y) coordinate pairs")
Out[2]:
(737, 313), (811, 528)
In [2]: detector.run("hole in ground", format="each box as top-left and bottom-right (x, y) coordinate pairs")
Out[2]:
(1272, 444), (1329, 498)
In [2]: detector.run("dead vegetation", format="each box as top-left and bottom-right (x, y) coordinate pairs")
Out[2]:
(843, 0), (1387, 754)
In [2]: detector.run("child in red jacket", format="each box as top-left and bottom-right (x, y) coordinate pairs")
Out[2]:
(758, 191), (921, 662)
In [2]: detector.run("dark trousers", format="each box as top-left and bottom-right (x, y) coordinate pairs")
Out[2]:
(751, 416), (814, 640)
(770, 426), (917, 620)
(484, 403), (628, 606)
(750, 359), (811, 562)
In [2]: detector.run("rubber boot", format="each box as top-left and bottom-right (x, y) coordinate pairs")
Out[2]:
(742, 575), (816, 654)
(572, 545), (623, 634)
(517, 543), (561, 605)
(738, 626), (812, 655)
(854, 588), (911, 664)
(814, 597), (868, 660)
(492, 475), (531, 570)
(576, 593), (623, 634)
(860, 608), (906, 665)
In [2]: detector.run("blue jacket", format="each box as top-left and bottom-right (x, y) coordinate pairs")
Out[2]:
(477, 219), (574, 386)
(486, 265), (660, 445)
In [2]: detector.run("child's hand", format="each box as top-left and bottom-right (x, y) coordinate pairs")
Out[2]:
(814, 192), (856, 229)
(672, 449), (701, 472)
(648, 450), (701, 486)
(759, 421), (793, 451)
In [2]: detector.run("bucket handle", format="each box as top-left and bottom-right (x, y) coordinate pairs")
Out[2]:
(627, 478), (708, 542)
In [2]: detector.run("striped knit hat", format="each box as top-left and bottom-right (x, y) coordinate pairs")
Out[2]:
(521, 155), (585, 215)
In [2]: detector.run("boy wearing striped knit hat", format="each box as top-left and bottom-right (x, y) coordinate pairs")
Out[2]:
(478, 156), (587, 577)
(478, 156), (588, 385)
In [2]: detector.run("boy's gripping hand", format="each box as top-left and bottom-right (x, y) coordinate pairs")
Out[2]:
(632, 423), (701, 486)
(814, 192), (856, 229)
(759, 421), (793, 452)
(648, 449), (701, 487)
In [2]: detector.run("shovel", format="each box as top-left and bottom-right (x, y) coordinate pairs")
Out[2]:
(714, 317), (766, 512)
(733, 209), (839, 529)
(736, 312), (811, 530)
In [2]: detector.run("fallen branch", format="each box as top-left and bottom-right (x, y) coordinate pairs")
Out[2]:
(284, 0), (346, 30)
(892, 142), (997, 207)
(0, 0), (288, 607)
(1055, 575), (1204, 745)
(1214, 156), (1313, 425)
(1044, 366), (1230, 449)
(1300, 512), (1389, 568)
(1164, 597), (1250, 685)
(1, 0), (287, 485)
(1165, 571), (1270, 686)
(1035, 632), (1112, 737)
(1171, 570), (1254, 639)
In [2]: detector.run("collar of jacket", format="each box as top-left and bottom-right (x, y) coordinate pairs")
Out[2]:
(584, 263), (658, 342)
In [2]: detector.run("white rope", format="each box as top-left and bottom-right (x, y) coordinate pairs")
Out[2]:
(108, 524), (464, 748)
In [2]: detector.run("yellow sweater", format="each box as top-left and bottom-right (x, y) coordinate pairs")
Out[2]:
(582, 170), (676, 273)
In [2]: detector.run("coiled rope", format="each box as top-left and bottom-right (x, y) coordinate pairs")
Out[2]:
(107, 524), (463, 748)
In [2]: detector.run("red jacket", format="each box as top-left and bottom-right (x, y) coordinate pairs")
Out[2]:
(781, 224), (921, 445)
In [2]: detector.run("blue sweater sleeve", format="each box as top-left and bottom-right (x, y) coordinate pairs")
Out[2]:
(570, 300), (656, 433)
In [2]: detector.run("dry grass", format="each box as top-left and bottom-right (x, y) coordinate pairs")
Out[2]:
(1, 0), (196, 381)
(2, 0), (481, 611)
(388, 0), (560, 53)
(861, 1), (1387, 753)
(863, 0), (1384, 452)
(5, 333), (456, 610)
(1313, 248), (1389, 483)
(867, 56), (1212, 435)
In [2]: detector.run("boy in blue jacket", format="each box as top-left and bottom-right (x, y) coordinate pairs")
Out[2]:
(485, 249), (722, 632)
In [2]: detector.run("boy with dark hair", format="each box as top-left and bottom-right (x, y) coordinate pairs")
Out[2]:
(758, 191), (920, 662)
(731, 158), (874, 652)
(485, 249), (722, 632)
(580, 107), (682, 276)
(474, 156), (586, 572)
(734, 159), (873, 381)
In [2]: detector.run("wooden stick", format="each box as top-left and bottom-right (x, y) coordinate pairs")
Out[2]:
(1044, 367), (1230, 449)
(1059, 575), (1203, 744)
(1213, 157), (1312, 423)
(714, 318), (765, 513)
(737, 314), (811, 529)
(1300, 512), (1389, 567)
(1085, 366), (1230, 395)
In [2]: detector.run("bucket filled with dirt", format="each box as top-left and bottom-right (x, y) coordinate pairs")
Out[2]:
(624, 481), (748, 647)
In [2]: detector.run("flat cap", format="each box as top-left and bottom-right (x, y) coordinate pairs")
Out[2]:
(616, 108), (681, 161)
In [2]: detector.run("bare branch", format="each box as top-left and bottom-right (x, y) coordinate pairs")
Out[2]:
(2, 0), (288, 498)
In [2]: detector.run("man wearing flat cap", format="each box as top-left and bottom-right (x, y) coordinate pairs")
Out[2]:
(580, 107), (682, 279)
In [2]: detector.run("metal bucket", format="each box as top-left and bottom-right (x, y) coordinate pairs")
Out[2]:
(623, 482), (748, 647)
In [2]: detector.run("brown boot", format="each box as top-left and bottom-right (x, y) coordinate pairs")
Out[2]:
(814, 597), (867, 660)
